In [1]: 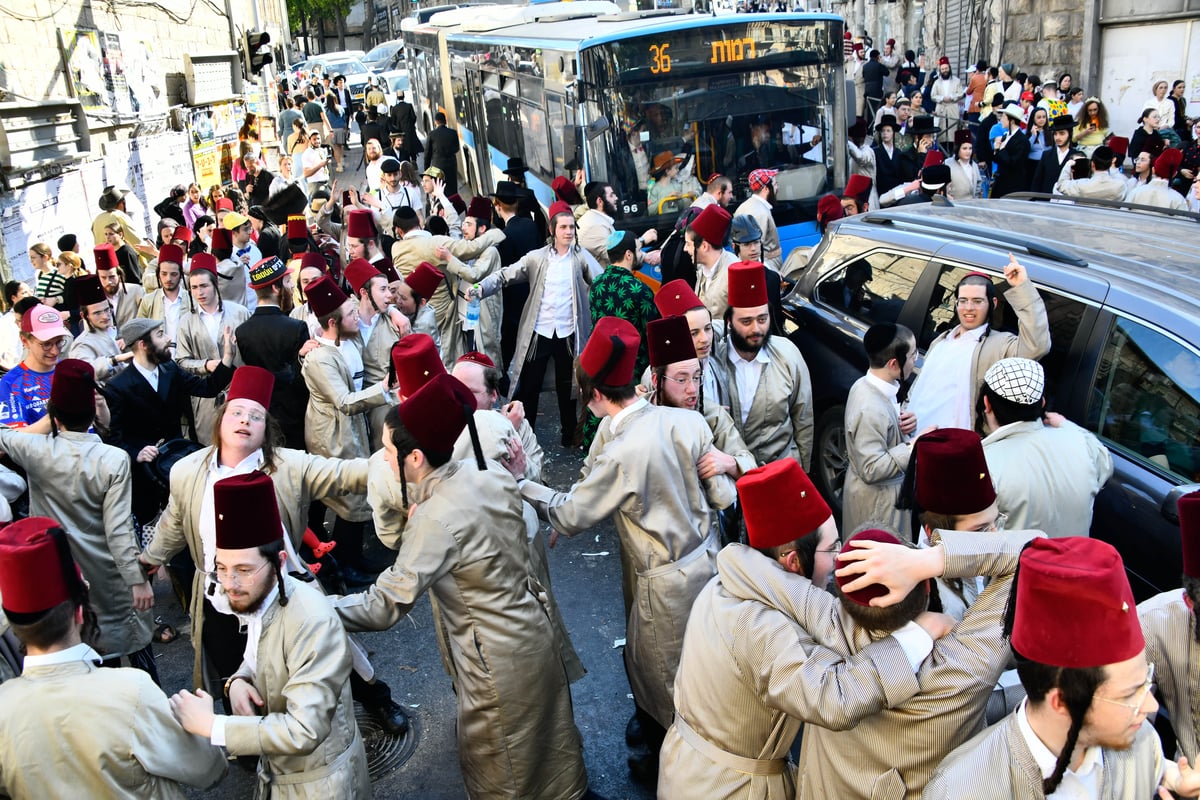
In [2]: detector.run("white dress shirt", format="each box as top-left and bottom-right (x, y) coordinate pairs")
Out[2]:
(534, 248), (576, 339)
(907, 323), (987, 431)
(728, 344), (771, 425)
(133, 360), (159, 392)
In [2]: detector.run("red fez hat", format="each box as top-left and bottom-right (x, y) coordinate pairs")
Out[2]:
(843, 174), (872, 203)
(1180, 491), (1200, 579)
(447, 194), (467, 215)
(817, 193), (845, 224)
(836, 529), (903, 606)
(689, 204), (731, 249)
(190, 252), (219, 279)
(173, 226), (193, 243)
(406, 261), (444, 300)
(298, 251), (327, 272)
(213, 472), (283, 550)
(579, 316), (641, 386)
(248, 256), (291, 289)
(466, 196), (493, 223)
(456, 351), (495, 368)
(305, 274), (349, 317)
(647, 315), (697, 368)
(158, 243), (185, 266)
(94, 243), (119, 271)
(210, 227), (233, 251)
(914, 428), (995, 515)
(552, 176), (583, 205)
(740, 460), (830, 550)
(0, 517), (83, 616)
(1154, 148), (1183, 180)
(216, 197), (235, 212)
(74, 274), (107, 307)
(50, 359), (95, 418)
(344, 258), (382, 294)
(886, 38), (896, 45)
(548, 200), (572, 220)
(923, 149), (946, 169)
(396, 373), (476, 456)
(938, 56), (950, 67)
(954, 129), (973, 147)
(227, 365), (275, 410)
(655, 279), (705, 317)
(286, 215), (308, 241)
(391, 333), (445, 397)
(1011, 537), (1143, 668)
(1108, 135), (1129, 157)
(727, 261), (769, 308)
(345, 209), (378, 240)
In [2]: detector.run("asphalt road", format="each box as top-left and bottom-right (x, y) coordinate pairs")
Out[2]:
(160, 404), (655, 800)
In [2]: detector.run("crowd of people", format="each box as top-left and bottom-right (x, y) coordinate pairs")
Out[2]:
(840, 42), (1200, 214)
(0, 35), (1198, 799)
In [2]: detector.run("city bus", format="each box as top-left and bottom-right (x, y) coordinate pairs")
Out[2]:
(405, 4), (848, 250)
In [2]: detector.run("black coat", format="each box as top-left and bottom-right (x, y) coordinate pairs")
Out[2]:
(359, 119), (386, 149)
(425, 125), (460, 190)
(235, 307), (310, 450)
(107, 360), (234, 456)
(1030, 146), (1082, 195)
(388, 102), (421, 153)
(991, 130), (1032, 198)
(874, 142), (917, 194)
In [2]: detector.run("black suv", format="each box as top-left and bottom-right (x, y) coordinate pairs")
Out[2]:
(783, 197), (1200, 600)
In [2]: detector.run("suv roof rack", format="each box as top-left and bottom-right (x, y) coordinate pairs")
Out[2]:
(1003, 192), (1200, 223)
(860, 210), (1089, 268)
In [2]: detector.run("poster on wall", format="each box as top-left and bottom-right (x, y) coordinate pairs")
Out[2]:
(0, 170), (95, 284)
(188, 100), (245, 191)
(120, 34), (167, 117)
(60, 29), (111, 113)
(100, 31), (133, 117)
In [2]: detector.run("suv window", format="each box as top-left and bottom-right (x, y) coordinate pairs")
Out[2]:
(814, 251), (925, 326)
(1090, 317), (1200, 481)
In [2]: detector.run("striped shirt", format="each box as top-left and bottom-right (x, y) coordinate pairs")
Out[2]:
(1138, 589), (1199, 761)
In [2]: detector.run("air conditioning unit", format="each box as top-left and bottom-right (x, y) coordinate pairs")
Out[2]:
(184, 52), (245, 106)
(0, 100), (91, 174)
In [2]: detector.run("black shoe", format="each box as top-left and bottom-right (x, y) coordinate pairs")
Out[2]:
(368, 699), (409, 737)
(625, 713), (644, 747)
(627, 751), (659, 786)
(339, 565), (376, 589)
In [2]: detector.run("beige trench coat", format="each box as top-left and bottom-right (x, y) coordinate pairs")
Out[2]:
(175, 302), (250, 445)
(659, 544), (923, 800)
(334, 460), (589, 800)
(843, 375), (912, 539)
(1138, 590), (1200, 761)
(358, 312), (402, 450)
(703, 400), (758, 476)
(982, 418), (1113, 538)
(224, 577), (370, 799)
(441, 245), (504, 369)
(712, 335), (815, 471)
(391, 228), (505, 365)
(301, 340), (389, 521)
(521, 402), (736, 728)
(478, 243), (602, 401)
(0, 659), (226, 798)
(0, 428), (151, 658)
(68, 328), (127, 383)
(924, 715), (1164, 799)
(143, 446), (369, 685)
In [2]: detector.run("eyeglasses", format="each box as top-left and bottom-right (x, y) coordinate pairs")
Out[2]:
(663, 374), (702, 387)
(227, 407), (266, 423)
(971, 512), (1008, 533)
(90, 306), (114, 319)
(1094, 662), (1156, 722)
(31, 338), (65, 352)
(211, 561), (270, 585)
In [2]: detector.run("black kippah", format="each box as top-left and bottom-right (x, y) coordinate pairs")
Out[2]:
(863, 322), (899, 359)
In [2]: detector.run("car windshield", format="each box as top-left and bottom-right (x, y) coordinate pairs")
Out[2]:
(387, 74), (410, 92)
(324, 60), (367, 75)
(365, 43), (402, 62)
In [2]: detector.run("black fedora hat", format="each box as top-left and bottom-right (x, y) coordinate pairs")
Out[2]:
(504, 157), (528, 176)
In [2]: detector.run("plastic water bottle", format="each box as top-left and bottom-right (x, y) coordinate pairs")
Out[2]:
(464, 285), (480, 332)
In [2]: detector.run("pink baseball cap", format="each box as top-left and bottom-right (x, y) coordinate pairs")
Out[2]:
(20, 304), (69, 341)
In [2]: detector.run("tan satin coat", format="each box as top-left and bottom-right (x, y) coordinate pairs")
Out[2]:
(521, 402), (736, 728)
(301, 341), (388, 521)
(174, 301), (250, 445)
(224, 578), (370, 799)
(68, 328), (126, 383)
(0, 660), (226, 799)
(334, 460), (588, 800)
(143, 446), (369, 685)
(0, 428), (151, 658)
(843, 375), (912, 539)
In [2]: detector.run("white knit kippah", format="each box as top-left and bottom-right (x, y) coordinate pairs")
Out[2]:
(984, 357), (1045, 405)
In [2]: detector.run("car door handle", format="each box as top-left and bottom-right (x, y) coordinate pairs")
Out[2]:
(1161, 483), (1200, 524)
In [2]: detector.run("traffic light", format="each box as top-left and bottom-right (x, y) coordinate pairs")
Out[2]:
(243, 30), (273, 75)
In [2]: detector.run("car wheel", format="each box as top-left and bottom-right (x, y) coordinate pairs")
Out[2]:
(814, 406), (847, 516)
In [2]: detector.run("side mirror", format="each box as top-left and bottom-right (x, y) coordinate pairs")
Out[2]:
(1161, 483), (1200, 525)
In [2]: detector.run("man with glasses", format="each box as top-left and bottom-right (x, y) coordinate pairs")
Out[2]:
(94, 242), (145, 328)
(70, 270), (135, 385)
(980, 357), (1112, 538)
(0, 304), (70, 430)
(906, 254), (1050, 432)
(926, 536), (1200, 799)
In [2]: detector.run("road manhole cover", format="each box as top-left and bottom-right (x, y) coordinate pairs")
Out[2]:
(355, 703), (420, 781)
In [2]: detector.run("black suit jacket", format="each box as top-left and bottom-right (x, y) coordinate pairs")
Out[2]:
(991, 130), (1033, 198)
(425, 125), (460, 189)
(106, 360), (234, 456)
(1030, 146), (1082, 195)
(874, 143), (917, 194)
(388, 102), (421, 151)
(235, 307), (310, 450)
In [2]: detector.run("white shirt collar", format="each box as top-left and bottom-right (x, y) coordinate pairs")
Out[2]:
(208, 447), (264, 473)
(133, 360), (158, 386)
(949, 322), (989, 342)
(404, 229), (432, 239)
(1017, 698), (1104, 782)
(728, 342), (771, 366)
(22, 642), (104, 669)
(865, 372), (901, 401)
(605, 397), (648, 434)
